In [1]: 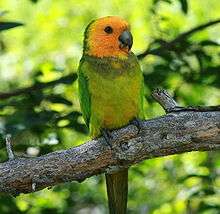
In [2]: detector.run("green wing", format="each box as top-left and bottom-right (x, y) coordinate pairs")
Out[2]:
(78, 58), (91, 128)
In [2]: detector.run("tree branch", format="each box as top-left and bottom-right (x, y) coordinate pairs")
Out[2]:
(0, 90), (219, 196)
(152, 88), (179, 112)
(0, 74), (77, 100)
(152, 89), (220, 113)
(137, 18), (220, 60)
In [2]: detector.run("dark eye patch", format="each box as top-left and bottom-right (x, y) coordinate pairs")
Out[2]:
(104, 26), (113, 34)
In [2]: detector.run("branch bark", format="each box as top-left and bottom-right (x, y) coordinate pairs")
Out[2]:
(0, 90), (219, 196)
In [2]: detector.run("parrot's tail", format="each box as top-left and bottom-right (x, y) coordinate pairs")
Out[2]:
(105, 168), (128, 214)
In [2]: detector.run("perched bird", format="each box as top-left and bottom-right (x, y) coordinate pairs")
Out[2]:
(78, 16), (144, 214)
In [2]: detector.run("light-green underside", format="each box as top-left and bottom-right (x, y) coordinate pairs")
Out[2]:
(78, 53), (144, 137)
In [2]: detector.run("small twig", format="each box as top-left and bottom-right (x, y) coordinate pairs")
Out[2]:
(172, 18), (220, 44)
(5, 134), (15, 160)
(152, 88), (220, 113)
(168, 106), (220, 112)
(137, 18), (220, 59)
(152, 88), (180, 112)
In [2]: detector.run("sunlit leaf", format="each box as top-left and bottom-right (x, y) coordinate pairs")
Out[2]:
(0, 10), (9, 17)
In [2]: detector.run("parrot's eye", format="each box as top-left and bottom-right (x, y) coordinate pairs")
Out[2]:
(104, 26), (113, 34)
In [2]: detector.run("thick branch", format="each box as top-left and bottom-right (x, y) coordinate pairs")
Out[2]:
(0, 106), (219, 195)
(0, 74), (77, 100)
(137, 18), (220, 59)
(0, 90), (219, 195)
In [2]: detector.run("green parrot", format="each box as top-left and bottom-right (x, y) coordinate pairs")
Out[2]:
(78, 16), (144, 214)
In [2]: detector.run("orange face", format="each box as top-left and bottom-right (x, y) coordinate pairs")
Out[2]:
(84, 16), (133, 58)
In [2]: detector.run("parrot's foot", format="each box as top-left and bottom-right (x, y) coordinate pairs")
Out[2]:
(101, 129), (113, 149)
(130, 118), (142, 134)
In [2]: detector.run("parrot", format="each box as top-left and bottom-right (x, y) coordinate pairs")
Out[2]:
(78, 16), (144, 214)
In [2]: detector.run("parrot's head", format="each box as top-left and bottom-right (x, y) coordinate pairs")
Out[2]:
(83, 16), (133, 58)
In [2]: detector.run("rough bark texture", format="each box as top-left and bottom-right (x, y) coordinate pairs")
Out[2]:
(0, 90), (219, 196)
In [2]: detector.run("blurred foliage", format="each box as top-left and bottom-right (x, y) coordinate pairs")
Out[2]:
(0, 0), (219, 213)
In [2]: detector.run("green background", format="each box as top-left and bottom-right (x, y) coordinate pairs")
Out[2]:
(0, 0), (219, 213)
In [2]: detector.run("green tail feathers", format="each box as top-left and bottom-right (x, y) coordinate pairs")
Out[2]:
(105, 169), (128, 214)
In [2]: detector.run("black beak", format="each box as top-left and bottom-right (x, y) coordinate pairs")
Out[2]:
(118, 30), (133, 50)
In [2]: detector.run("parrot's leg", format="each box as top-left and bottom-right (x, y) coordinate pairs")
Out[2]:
(101, 129), (113, 149)
(130, 118), (142, 134)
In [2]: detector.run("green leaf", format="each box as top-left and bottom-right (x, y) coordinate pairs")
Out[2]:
(0, 21), (24, 32)
(45, 95), (73, 106)
(199, 40), (220, 46)
(179, 0), (188, 14)
(178, 174), (212, 183)
(30, 0), (40, 3)
(198, 202), (220, 212)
